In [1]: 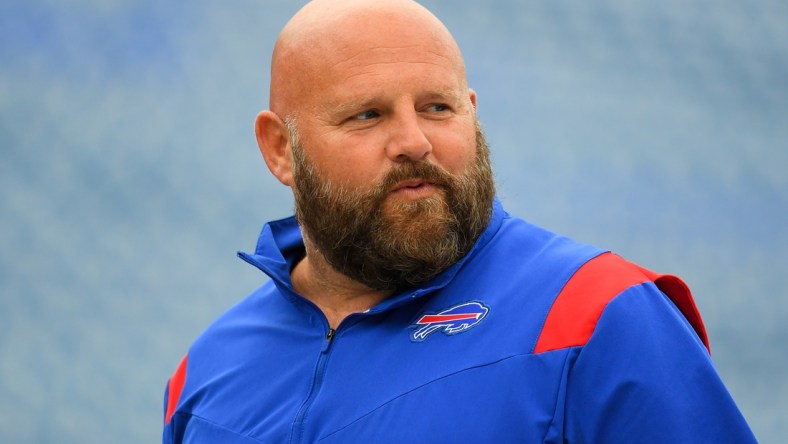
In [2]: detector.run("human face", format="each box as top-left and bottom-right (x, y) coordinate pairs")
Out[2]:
(288, 23), (480, 215)
(269, 5), (492, 290)
(290, 119), (494, 291)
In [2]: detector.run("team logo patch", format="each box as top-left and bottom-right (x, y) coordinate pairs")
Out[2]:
(410, 301), (489, 342)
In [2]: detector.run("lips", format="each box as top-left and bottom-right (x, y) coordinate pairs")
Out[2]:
(380, 161), (453, 197)
(392, 178), (431, 192)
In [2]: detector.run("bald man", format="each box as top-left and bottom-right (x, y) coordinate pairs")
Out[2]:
(162, 1), (756, 442)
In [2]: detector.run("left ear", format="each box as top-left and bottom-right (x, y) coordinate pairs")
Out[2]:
(468, 88), (477, 110)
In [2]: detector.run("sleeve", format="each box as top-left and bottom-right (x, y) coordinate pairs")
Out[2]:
(162, 354), (188, 444)
(162, 382), (174, 444)
(563, 283), (757, 443)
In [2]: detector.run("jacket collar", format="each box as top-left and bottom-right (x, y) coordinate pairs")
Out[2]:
(238, 199), (506, 311)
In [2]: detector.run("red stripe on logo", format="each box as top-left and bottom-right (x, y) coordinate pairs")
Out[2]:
(417, 313), (479, 324)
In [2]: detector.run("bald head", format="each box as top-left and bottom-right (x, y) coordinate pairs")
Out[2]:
(269, 0), (467, 119)
(253, 0), (490, 291)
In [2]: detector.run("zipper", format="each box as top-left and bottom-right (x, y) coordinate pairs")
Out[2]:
(289, 327), (337, 444)
(321, 328), (336, 351)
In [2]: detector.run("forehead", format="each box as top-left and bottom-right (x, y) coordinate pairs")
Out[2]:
(271, 1), (467, 117)
(307, 37), (466, 111)
(333, 41), (459, 83)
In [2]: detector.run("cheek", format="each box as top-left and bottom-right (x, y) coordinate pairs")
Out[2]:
(432, 128), (478, 174)
(297, 127), (367, 185)
(307, 142), (386, 189)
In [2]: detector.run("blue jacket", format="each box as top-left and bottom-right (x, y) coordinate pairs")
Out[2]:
(163, 201), (756, 443)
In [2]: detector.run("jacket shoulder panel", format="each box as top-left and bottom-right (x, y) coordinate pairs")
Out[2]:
(533, 252), (709, 354)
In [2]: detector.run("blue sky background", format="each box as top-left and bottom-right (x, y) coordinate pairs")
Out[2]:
(1, 0), (786, 442)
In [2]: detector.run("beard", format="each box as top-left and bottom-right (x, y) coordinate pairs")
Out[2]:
(289, 120), (495, 292)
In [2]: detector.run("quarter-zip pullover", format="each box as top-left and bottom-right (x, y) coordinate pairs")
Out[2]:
(163, 200), (756, 443)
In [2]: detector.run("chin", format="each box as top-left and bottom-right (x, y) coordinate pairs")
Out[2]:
(383, 190), (447, 219)
(382, 193), (454, 240)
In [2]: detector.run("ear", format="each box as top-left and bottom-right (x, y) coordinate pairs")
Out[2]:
(468, 88), (477, 110)
(255, 110), (294, 186)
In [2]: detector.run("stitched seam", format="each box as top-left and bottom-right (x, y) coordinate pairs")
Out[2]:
(540, 347), (578, 443)
(171, 412), (270, 443)
(530, 250), (608, 354)
(318, 352), (534, 441)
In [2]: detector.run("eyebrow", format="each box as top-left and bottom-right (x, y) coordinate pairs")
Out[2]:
(330, 98), (380, 118)
(422, 89), (465, 107)
(328, 88), (466, 117)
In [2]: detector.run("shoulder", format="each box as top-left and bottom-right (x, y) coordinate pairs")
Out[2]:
(533, 252), (709, 354)
(476, 213), (605, 276)
(163, 281), (285, 421)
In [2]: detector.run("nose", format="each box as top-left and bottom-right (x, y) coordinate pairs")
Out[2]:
(385, 111), (432, 163)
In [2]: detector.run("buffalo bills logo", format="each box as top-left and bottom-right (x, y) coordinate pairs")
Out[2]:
(410, 301), (489, 342)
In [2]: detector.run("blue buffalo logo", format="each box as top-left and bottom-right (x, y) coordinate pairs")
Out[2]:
(410, 301), (489, 342)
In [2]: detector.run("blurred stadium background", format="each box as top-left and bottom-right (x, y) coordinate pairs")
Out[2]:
(1, 0), (786, 442)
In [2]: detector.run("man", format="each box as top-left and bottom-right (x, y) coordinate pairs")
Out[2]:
(163, 0), (756, 442)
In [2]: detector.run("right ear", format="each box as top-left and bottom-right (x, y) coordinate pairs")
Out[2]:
(255, 110), (294, 186)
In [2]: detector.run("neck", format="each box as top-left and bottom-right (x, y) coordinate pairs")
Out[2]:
(291, 236), (393, 329)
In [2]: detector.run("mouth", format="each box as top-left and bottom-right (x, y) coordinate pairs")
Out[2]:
(389, 178), (436, 199)
(392, 179), (431, 191)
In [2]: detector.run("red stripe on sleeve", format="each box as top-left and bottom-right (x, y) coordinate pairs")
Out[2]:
(533, 252), (710, 354)
(534, 252), (649, 354)
(164, 354), (188, 425)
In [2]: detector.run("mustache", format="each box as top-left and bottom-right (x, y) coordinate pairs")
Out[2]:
(370, 161), (455, 199)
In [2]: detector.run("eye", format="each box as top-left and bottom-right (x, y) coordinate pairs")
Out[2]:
(425, 103), (450, 113)
(352, 110), (380, 121)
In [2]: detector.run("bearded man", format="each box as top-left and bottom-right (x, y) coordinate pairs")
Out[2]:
(162, 0), (756, 442)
